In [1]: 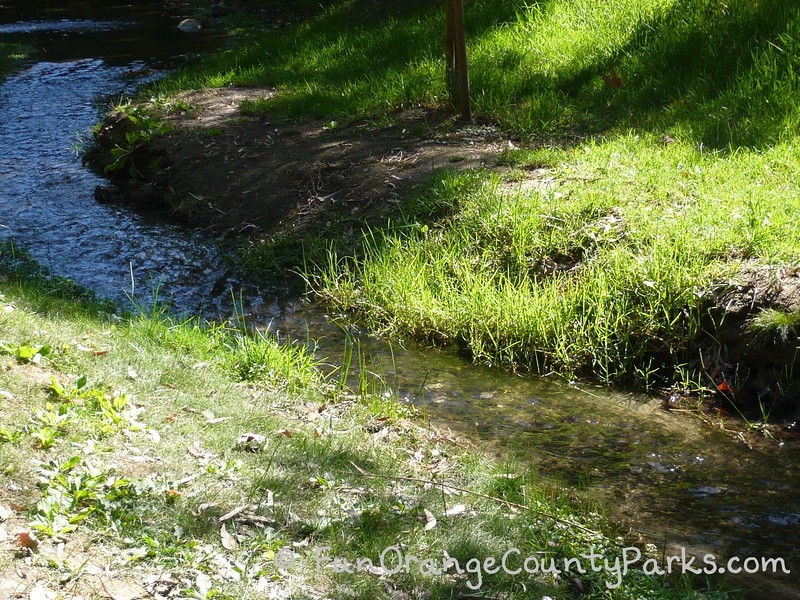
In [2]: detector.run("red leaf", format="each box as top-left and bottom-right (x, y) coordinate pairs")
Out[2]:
(602, 66), (623, 89)
(16, 531), (39, 550)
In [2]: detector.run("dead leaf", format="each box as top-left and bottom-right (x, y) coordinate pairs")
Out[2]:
(101, 579), (148, 600)
(29, 585), (56, 600)
(423, 509), (437, 531)
(0, 390), (15, 400)
(16, 531), (39, 551)
(165, 412), (180, 423)
(195, 573), (213, 597)
(206, 417), (231, 424)
(201, 410), (216, 421)
(9, 502), (25, 512)
(235, 432), (266, 452)
(219, 505), (248, 523)
(220, 523), (238, 550)
(445, 504), (466, 517)
(255, 577), (271, 592)
(173, 473), (200, 487)
(0, 503), (11, 521)
(279, 429), (293, 438)
(259, 490), (274, 509)
(126, 367), (139, 380)
(371, 427), (389, 441)
(192, 362), (210, 369)
(187, 442), (207, 458)
(197, 502), (218, 514)
(602, 66), (623, 88)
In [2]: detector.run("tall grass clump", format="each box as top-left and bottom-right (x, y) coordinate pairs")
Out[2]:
(317, 136), (800, 385)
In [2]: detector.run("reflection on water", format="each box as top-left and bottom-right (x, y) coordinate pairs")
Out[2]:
(0, 20), (124, 33)
(1, 3), (798, 598)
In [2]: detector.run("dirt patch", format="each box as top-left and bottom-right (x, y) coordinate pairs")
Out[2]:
(87, 87), (511, 238)
(693, 262), (800, 412)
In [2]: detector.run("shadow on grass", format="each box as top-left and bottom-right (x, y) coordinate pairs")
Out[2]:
(167, 0), (800, 149)
(547, 0), (800, 148)
(158, 0), (528, 117)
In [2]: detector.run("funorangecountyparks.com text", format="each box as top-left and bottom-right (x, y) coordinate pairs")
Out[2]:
(271, 545), (791, 591)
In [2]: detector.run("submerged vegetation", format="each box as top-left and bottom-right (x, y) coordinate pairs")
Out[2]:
(0, 41), (30, 80)
(0, 242), (736, 598)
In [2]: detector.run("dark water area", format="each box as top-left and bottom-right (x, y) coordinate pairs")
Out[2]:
(1, 3), (798, 598)
(0, 0), (221, 67)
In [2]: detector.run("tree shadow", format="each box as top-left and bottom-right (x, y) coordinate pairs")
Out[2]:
(501, 0), (800, 149)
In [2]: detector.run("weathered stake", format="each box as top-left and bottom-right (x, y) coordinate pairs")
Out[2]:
(445, 0), (471, 121)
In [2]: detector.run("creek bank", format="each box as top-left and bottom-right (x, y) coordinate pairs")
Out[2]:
(700, 263), (800, 412)
(2, 243), (742, 600)
(85, 90), (800, 418)
(86, 88), (507, 236)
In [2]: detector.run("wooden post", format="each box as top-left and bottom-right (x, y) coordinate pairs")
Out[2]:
(445, 0), (457, 103)
(445, 0), (471, 121)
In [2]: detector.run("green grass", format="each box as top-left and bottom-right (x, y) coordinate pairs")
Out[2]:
(143, 0), (800, 389)
(315, 136), (800, 386)
(0, 241), (736, 598)
(748, 308), (800, 344)
(153, 0), (800, 147)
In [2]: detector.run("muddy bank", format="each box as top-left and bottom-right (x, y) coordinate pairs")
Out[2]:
(698, 262), (800, 414)
(86, 88), (507, 236)
(85, 89), (800, 415)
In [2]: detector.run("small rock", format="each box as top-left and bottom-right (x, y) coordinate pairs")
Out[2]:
(94, 185), (124, 204)
(178, 18), (202, 32)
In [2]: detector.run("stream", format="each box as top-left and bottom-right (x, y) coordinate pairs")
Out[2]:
(1, 3), (798, 598)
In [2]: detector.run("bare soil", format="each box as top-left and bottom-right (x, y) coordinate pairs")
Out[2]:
(89, 87), (512, 239)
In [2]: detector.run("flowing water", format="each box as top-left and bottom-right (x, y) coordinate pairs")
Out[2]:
(1, 3), (798, 597)
(0, 1), (246, 312)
